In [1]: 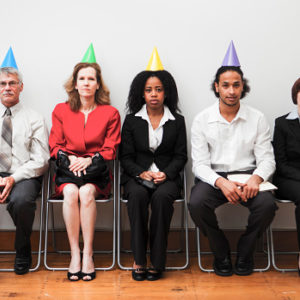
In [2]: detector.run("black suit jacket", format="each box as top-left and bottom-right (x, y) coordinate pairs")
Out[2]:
(120, 112), (187, 185)
(273, 114), (300, 182)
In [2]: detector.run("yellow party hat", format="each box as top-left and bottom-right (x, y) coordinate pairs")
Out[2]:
(146, 47), (164, 71)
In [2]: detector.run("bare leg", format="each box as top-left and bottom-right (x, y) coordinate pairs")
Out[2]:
(79, 184), (98, 280)
(63, 184), (80, 280)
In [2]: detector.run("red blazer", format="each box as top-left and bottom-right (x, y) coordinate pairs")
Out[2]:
(49, 102), (121, 160)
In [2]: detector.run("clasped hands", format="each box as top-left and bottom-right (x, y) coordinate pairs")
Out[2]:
(139, 171), (166, 185)
(68, 155), (92, 177)
(0, 176), (15, 203)
(215, 174), (263, 204)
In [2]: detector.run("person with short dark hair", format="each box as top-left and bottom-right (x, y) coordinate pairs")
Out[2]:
(49, 44), (121, 281)
(189, 41), (277, 276)
(120, 48), (187, 281)
(273, 77), (300, 274)
(0, 48), (49, 275)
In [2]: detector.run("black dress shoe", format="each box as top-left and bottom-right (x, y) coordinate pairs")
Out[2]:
(132, 268), (147, 281)
(146, 268), (163, 281)
(234, 257), (254, 276)
(14, 255), (32, 275)
(213, 256), (233, 276)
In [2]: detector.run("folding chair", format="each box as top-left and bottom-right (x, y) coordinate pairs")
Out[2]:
(44, 160), (116, 271)
(270, 199), (298, 272)
(117, 163), (189, 270)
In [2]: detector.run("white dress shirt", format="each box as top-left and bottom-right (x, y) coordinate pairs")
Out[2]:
(286, 107), (300, 122)
(135, 104), (175, 172)
(0, 102), (49, 182)
(191, 100), (275, 187)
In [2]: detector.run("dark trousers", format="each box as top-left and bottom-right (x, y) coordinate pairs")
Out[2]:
(1, 172), (41, 254)
(273, 175), (300, 250)
(124, 178), (181, 270)
(189, 179), (277, 260)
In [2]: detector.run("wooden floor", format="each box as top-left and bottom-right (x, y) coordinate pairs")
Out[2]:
(1, 252), (300, 300)
(1, 230), (300, 299)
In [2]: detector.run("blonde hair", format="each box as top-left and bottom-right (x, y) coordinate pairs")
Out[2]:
(64, 62), (110, 111)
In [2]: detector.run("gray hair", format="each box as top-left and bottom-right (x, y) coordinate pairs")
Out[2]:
(0, 67), (23, 84)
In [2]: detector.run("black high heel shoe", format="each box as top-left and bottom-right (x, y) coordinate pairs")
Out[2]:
(81, 271), (96, 281)
(67, 271), (82, 281)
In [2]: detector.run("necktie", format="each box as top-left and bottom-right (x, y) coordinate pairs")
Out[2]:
(0, 108), (12, 171)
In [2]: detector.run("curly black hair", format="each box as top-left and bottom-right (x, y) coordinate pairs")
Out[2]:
(211, 66), (250, 99)
(126, 70), (180, 114)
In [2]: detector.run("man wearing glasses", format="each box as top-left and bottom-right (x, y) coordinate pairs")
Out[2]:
(0, 49), (49, 274)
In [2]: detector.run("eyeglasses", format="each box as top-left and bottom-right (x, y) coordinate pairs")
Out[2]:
(0, 81), (20, 88)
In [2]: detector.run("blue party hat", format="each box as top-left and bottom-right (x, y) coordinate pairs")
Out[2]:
(221, 41), (240, 67)
(1, 47), (18, 70)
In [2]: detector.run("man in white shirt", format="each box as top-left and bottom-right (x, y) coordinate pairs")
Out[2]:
(189, 64), (277, 276)
(0, 66), (49, 274)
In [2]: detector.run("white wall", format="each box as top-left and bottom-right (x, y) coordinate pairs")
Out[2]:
(0, 0), (299, 229)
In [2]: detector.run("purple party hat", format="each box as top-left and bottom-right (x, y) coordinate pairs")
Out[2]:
(1, 47), (18, 70)
(221, 41), (240, 67)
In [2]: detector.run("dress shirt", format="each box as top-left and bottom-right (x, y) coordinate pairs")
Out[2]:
(286, 107), (300, 122)
(0, 102), (49, 182)
(191, 100), (275, 187)
(135, 104), (175, 172)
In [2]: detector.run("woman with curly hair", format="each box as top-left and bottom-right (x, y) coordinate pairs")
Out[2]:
(120, 48), (187, 281)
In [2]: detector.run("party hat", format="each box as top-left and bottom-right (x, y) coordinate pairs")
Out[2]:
(1, 47), (18, 70)
(221, 41), (240, 67)
(81, 43), (96, 63)
(146, 47), (164, 71)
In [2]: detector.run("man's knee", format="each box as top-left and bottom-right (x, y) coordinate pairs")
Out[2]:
(252, 192), (278, 217)
(7, 179), (40, 214)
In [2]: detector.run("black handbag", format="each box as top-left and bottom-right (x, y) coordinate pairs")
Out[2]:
(55, 150), (109, 189)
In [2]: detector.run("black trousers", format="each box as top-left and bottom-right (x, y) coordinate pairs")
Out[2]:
(273, 175), (300, 250)
(124, 178), (181, 270)
(189, 179), (277, 261)
(1, 172), (41, 254)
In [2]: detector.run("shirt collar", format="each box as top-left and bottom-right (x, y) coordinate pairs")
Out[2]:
(286, 107), (300, 120)
(135, 104), (175, 126)
(208, 100), (247, 123)
(0, 101), (21, 117)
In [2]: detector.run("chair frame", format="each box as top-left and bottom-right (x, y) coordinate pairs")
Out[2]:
(270, 199), (298, 272)
(0, 175), (45, 272)
(117, 164), (189, 271)
(44, 160), (116, 271)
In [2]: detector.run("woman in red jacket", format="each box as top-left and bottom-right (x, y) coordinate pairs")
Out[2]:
(49, 62), (121, 281)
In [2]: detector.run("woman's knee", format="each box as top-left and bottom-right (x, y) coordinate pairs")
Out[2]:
(63, 184), (79, 205)
(79, 184), (96, 207)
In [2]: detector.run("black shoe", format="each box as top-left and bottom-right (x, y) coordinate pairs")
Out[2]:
(81, 271), (96, 281)
(67, 271), (82, 281)
(132, 268), (147, 281)
(234, 257), (254, 276)
(146, 268), (163, 281)
(14, 255), (32, 275)
(213, 256), (233, 276)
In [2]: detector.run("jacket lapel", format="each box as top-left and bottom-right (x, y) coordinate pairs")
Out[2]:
(287, 119), (300, 141)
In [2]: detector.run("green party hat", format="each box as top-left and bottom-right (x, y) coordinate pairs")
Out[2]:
(81, 43), (96, 63)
